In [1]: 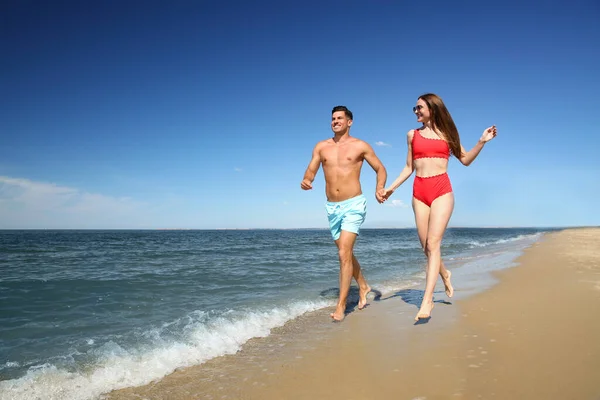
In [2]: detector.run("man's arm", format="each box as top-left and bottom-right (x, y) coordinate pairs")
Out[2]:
(363, 142), (387, 202)
(300, 143), (322, 190)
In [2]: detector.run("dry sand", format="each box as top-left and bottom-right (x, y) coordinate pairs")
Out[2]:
(107, 228), (600, 400)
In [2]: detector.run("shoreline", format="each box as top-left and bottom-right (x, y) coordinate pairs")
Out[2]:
(106, 228), (600, 399)
(1, 228), (544, 400)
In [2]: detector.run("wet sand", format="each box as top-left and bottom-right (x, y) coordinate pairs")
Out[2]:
(107, 228), (600, 400)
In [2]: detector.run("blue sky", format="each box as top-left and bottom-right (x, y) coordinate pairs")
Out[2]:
(1, 0), (599, 229)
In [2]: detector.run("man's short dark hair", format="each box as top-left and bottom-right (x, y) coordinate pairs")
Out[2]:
(332, 105), (353, 120)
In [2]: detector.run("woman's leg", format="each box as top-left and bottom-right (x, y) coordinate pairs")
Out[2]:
(439, 256), (454, 298)
(414, 203), (454, 298)
(415, 192), (454, 320)
(412, 196), (431, 257)
(414, 197), (454, 298)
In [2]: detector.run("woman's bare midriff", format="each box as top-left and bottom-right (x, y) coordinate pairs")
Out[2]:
(413, 157), (449, 178)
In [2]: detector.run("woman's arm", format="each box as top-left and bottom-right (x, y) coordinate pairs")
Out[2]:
(458, 125), (497, 166)
(383, 130), (415, 198)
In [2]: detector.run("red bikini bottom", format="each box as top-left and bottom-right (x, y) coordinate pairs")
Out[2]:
(413, 173), (453, 207)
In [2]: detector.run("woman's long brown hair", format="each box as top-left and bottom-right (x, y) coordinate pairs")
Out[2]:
(419, 93), (462, 158)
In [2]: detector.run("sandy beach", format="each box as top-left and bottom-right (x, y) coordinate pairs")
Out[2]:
(107, 228), (600, 400)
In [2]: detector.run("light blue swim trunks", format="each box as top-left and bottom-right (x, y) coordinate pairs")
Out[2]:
(325, 194), (367, 240)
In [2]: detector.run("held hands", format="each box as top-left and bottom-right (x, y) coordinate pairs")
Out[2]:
(480, 125), (497, 143)
(300, 179), (313, 190)
(376, 188), (394, 203)
(375, 188), (386, 203)
(382, 188), (394, 200)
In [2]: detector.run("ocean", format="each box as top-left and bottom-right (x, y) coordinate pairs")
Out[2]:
(0, 228), (549, 400)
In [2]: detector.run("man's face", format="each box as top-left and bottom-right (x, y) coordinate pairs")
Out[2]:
(331, 111), (352, 133)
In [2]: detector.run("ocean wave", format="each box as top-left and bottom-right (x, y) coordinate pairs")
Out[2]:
(467, 233), (543, 249)
(0, 299), (332, 400)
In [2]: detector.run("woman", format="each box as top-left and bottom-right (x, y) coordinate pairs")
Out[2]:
(383, 93), (497, 320)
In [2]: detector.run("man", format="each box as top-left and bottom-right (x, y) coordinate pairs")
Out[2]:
(301, 105), (387, 321)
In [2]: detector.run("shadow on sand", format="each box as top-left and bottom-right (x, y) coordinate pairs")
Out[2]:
(320, 286), (451, 324)
(377, 288), (452, 324)
(319, 287), (384, 318)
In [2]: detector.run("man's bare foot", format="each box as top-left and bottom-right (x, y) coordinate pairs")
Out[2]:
(442, 270), (454, 298)
(330, 306), (345, 321)
(358, 285), (371, 310)
(415, 301), (435, 321)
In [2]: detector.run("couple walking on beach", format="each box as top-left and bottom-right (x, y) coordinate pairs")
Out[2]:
(300, 93), (497, 322)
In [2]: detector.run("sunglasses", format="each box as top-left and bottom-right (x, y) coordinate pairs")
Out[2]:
(412, 105), (424, 113)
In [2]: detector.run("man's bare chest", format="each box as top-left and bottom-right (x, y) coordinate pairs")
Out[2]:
(321, 146), (363, 167)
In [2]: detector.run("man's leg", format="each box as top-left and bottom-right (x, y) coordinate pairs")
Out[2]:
(351, 255), (371, 309)
(331, 230), (358, 321)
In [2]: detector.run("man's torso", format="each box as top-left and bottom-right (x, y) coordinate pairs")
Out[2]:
(319, 137), (365, 202)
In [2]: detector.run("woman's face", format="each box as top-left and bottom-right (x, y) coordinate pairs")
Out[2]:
(413, 98), (430, 123)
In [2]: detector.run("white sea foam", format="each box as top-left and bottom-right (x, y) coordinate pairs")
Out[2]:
(467, 233), (542, 249)
(0, 299), (332, 400)
(1, 361), (20, 369)
(373, 279), (423, 297)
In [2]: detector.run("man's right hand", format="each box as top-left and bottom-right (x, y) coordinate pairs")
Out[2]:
(300, 179), (313, 190)
(375, 188), (386, 203)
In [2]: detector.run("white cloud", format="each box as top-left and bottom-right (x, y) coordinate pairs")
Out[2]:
(234, 167), (243, 172)
(385, 199), (408, 208)
(0, 176), (144, 228)
(375, 141), (391, 147)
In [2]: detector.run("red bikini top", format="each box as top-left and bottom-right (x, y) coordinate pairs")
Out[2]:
(412, 129), (450, 160)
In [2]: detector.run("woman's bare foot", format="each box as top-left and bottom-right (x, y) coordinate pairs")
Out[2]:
(415, 300), (435, 321)
(330, 305), (346, 321)
(358, 285), (371, 310)
(442, 270), (454, 298)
